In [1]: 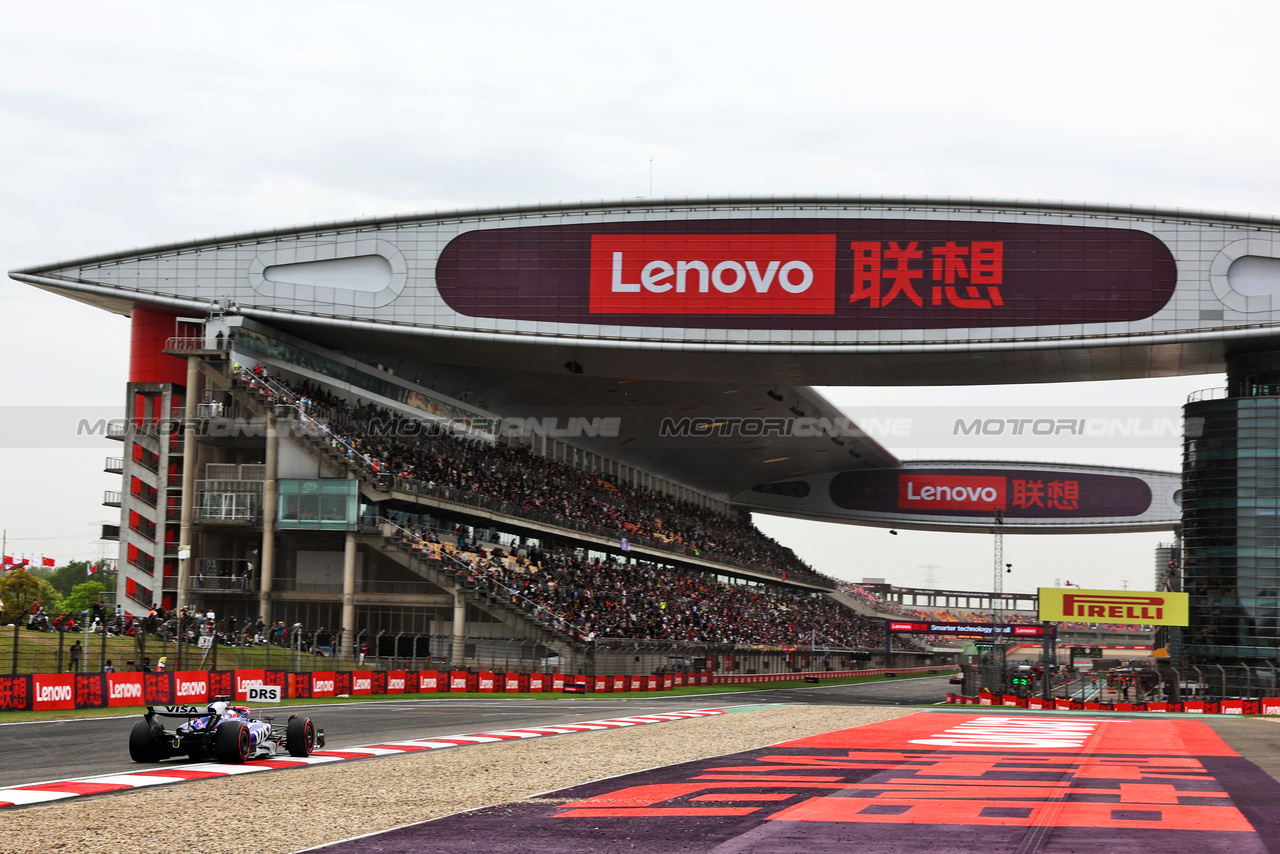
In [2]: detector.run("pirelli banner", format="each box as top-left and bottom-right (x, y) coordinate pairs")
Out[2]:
(1038, 587), (1189, 626)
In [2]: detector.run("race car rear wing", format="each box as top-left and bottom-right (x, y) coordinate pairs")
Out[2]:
(144, 695), (234, 722)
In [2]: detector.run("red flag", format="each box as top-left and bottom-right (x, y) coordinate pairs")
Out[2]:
(42, 556), (56, 567)
(88, 563), (97, 574)
(19, 557), (29, 566)
(1, 555), (10, 565)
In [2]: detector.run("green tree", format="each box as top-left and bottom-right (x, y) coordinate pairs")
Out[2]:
(61, 580), (106, 616)
(31, 561), (91, 599)
(0, 569), (45, 624)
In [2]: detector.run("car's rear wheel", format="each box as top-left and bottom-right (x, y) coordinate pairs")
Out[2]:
(128, 719), (161, 763)
(215, 721), (251, 763)
(286, 716), (316, 757)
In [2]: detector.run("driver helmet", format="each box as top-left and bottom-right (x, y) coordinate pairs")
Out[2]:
(207, 700), (230, 719)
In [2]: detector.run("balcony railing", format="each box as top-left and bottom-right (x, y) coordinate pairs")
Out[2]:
(164, 335), (232, 354)
(104, 457), (124, 474)
(103, 491), (122, 508)
(196, 489), (262, 522)
(130, 518), (157, 540)
(1188, 386), (1229, 403)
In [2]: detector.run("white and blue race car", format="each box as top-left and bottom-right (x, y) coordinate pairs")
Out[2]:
(129, 697), (324, 764)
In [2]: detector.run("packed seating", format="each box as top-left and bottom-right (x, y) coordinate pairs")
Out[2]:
(379, 522), (910, 649)
(233, 366), (834, 587)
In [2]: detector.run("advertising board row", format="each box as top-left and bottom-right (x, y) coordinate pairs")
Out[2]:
(886, 621), (1052, 638)
(0, 669), (718, 712)
(0, 666), (949, 712)
(949, 691), (1280, 717)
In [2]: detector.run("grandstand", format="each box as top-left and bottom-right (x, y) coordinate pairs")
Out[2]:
(17, 196), (1230, 673)
(91, 331), (933, 675)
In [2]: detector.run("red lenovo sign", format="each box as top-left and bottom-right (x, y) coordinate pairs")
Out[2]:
(589, 235), (837, 315)
(898, 474), (1005, 511)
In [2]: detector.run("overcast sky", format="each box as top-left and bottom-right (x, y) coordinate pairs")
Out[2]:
(6, 1), (1275, 597)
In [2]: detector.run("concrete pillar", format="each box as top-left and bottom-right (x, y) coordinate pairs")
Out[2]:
(175, 357), (200, 612)
(258, 410), (278, 627)
(451, 590), (467, 666)
(341, 530), (357, 661)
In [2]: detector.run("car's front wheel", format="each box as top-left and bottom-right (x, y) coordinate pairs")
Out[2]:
(286, 716), (316, 757)
(128, 719), (161, 763)
(215, 721), (251, 763)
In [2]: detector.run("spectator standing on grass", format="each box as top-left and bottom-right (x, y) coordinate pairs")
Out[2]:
(68, 641), (82, 673)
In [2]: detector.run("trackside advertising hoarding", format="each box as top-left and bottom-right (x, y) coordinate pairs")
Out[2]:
(885, 621), (1052, 639)
(1038, 587), (1189, 626)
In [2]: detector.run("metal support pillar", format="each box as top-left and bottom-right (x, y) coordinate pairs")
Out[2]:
(258, 410), (278, 626)
(175, 356), (200, 612)
(451, 591), (467, 667)
(341, 530), (356, 661)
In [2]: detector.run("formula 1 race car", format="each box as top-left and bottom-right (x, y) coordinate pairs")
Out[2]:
(129, 697), (324, 764)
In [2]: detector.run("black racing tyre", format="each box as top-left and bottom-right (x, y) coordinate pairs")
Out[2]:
(215, 721), (251, 763)
(286, 716), (316, 757)
(129, 719), (161, 763)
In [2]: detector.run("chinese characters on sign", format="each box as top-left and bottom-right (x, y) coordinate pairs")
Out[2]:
(1011, 479), (1079, 510)
(851, 241), (1004, 309)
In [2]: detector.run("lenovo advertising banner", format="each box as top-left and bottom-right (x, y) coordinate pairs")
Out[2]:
(234, 669), (266, 702)
(1038, 587), (1189, 626)
(32, 674), (75, 711)
(436, 220), (1176, 331)
(886, 620), (1052, 639)
(173, 670), (209, 704)
(311, 671), (337, 698)
(832, 468), (1153, 520)
(106, 672), (145, 707)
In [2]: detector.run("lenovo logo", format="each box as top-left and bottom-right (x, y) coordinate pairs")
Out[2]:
(313, 679), (335, 693)
(899, 475), (1006, 511)
(110, 681), (144, 700)
(37, 685), (72, 702)
(590, 235), (836, 315)
(353, 677), (372, 691)
(176, 679), (207, 699)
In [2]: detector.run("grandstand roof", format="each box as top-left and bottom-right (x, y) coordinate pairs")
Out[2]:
(14, 195), (1232, 531)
